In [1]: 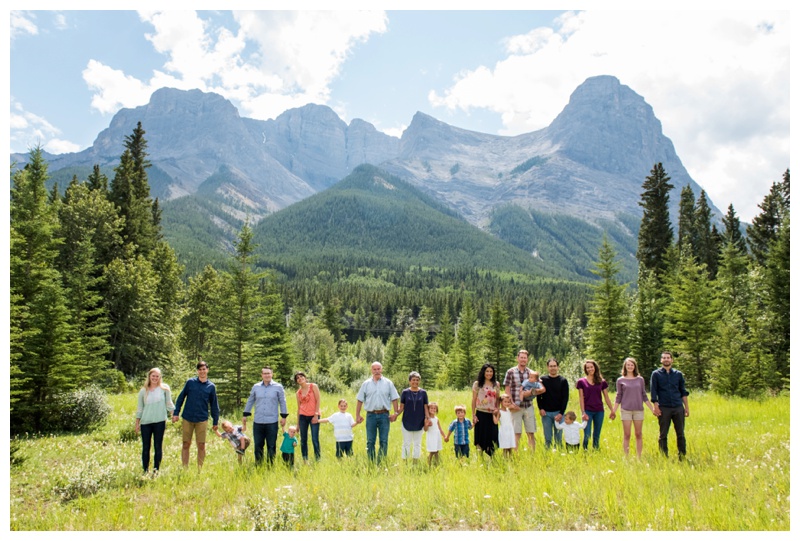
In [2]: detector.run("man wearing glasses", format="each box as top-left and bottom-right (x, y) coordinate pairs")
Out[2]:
(173, 360), (220, 469)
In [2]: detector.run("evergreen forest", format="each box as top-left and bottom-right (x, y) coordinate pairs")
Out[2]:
(9, 124), (790, 434)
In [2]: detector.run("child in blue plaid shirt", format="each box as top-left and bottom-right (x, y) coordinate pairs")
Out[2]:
(445, 405), (473, 458)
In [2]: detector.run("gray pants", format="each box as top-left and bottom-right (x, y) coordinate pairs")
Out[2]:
(657, 406), (686, 457)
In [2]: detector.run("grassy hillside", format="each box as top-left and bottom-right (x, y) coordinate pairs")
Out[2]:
(489, 205), (640, 283)
(252, 164), (583, 281)
(9, 390), (789, 530)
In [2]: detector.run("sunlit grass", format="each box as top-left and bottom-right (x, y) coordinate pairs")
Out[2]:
(9, 390), (789, 530)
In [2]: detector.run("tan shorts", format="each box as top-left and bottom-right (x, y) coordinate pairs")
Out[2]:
(182, 420), (208, 443)
(511, 406), (537, 433)
(620, 409), (644, 421)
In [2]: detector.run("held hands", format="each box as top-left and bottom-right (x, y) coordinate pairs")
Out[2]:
(473, 415), (479, 425)
(653, 405), (662, 417)
(356, 415), (364, 424)
(555, 414), (563, 423)
(582, 413), (589, 422)
(389, 413), (398, 423)
(171, 415), (179, 423)
(539, 409), (546, 417)
(609, 410), (616, 421)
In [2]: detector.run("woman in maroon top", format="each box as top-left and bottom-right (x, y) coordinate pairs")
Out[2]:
(576, 359), (615, 450)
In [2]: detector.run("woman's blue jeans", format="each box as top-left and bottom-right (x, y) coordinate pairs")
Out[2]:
(583, 410), (605, 449)
(298, 414), (321, 460)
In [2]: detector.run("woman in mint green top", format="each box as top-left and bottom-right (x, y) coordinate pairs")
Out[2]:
(135, 368), (175, 473)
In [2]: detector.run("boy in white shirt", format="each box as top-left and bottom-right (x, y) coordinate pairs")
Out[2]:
(554, 411), (587, 452)
(315, 399), (361, 457)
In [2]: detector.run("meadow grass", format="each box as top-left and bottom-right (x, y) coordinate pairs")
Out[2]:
(9, 390), (789, 530)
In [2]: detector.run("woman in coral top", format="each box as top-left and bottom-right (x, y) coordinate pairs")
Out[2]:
(294, 371), (322, 462)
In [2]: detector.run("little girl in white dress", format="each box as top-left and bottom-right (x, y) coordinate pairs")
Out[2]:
(497, 394), (516, 456)
(425, 402), (446, 466)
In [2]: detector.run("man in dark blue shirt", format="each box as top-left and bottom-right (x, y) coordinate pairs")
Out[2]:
(173, 360), (220, 469)
(650, 351), (690, 458)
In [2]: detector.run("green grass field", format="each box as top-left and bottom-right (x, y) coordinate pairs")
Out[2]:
(9, 390), (789, 530)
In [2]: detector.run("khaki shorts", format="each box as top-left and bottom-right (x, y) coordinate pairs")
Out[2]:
(511, 406), (537, 433)
(620, 409), (644, 421)
(182, 420), (208, 443)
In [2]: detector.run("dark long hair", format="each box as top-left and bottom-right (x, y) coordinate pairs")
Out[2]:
(583, 359), (605, 385)
(475, 363), (497, 386)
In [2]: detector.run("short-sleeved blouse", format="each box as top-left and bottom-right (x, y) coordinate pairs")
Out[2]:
(297, 385), (318, 416)
(472, 381), (500, 413)
(576, 377), (609, 412)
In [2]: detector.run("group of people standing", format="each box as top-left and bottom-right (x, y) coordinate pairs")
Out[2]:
(135, 351), (690, 473)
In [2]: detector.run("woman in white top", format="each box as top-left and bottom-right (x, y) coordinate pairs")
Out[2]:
(135, 368), (174, 473)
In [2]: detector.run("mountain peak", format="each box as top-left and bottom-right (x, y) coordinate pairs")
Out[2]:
(547, 75), (674, 176)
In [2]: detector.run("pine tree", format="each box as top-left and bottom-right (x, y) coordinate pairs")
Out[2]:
(257, 278), (296, 386)
(484, 298), (516, 376)
(694, 190), (718, 278)
(10, 148), (81, 431)
(677, 185), (696, 251)
(453, 298), (482, 389)
(86, 164), (108, 192)
(57, 179), (119, 383)
(436, 304), (455, 355)
(721, 203), (747, 255)
(212, 222), (270, 411)
(747, 176), (789, 265)
(637, 163), (675, 282)
(182, 265), (224, 360)
(585, 235), (630, 377)
(630, 268), (667, 379)
(765, 214), (789, 387)
(664, 249), (718, 389)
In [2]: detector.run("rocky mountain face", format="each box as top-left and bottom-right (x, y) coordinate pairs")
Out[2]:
(12, 75), (719, 258)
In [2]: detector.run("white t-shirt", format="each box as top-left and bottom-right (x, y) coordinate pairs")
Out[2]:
(326, 412), (355, 442)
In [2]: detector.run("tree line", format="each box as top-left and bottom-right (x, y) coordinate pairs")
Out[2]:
(10, 125), (789, 433)
(584, 163), (789, 396)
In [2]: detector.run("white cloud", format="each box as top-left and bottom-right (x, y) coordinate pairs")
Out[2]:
(10, 11), (38, 39)
(9, 99), (79, 154)
(80, 10), (388, 124)
(429, 10), (789, 222)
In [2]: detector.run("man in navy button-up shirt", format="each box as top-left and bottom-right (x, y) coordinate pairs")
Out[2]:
(651, 351), (690, 458)
(243, 367), (288, 465)
(172, 360), (220, 468)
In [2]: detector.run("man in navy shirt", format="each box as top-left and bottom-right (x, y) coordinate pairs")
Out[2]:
(173, 360), (220, 469)
(650, 351), (690, 458)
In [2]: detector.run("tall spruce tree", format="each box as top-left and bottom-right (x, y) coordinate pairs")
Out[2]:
(677, 185), (697, 250)
(212, 222), (270, 411)
(637, 163), (675, 282)
(453, 298), (482, 389)
(585, 235), (630, 376)
(747, 174), (789, 265)
(630, 268), (667, 378)
(10, 148), (81, 431)
(765, 214), (789, 387)
(722, 203), (747, 255)
(694, 190), (718, 278)
(182, 265), (224, 360)
(664, 249), (718, 389)
(484, 298), (516, 376)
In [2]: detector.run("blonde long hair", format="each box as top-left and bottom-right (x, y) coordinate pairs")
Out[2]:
(142, 368), (170, 392)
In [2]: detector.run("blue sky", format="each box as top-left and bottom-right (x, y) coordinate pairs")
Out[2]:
(6, 5), (791, 222)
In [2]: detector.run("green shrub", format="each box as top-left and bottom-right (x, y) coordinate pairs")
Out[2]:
(47, 386), (111, 432)
(53, 461), (117, 502)
(118, 425), (138, 443)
